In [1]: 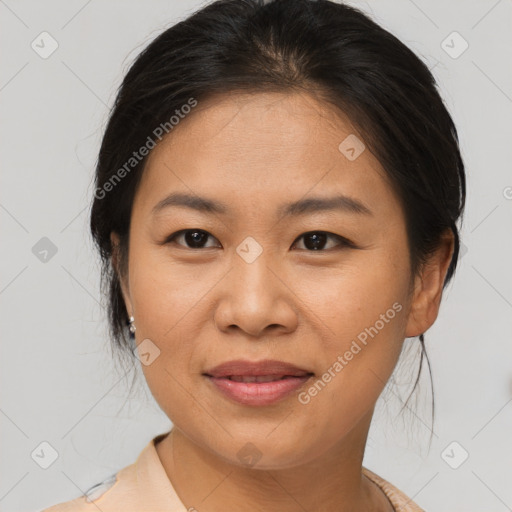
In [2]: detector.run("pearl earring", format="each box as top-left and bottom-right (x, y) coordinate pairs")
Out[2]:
(128, 316), (136, 335)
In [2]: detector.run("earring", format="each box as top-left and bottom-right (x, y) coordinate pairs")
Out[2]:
(128, 316), (136, 335)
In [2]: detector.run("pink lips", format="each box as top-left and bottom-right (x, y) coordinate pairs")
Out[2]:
(203, 359), (314, 406)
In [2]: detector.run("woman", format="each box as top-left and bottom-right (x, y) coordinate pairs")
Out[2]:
(43, 0), (465, 510)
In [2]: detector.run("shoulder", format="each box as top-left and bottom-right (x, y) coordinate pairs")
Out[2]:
(362, 466), (426, 512)
(39, 432), (187, 512)
(39, 472), (119, 511)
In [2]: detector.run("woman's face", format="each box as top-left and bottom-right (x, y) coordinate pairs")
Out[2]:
(112, 91), (445, 468)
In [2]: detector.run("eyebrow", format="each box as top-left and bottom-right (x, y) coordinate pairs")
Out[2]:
(151, 192), (372, 218)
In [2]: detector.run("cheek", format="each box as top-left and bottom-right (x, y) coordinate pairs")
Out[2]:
(127, 245), (220, 390)
(292, 251), (409, 399)
(291, 251), (409, 338)
(128, 244), (214, 336)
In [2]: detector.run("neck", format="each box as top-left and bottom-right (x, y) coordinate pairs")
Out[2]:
(156, 413), (395, 512)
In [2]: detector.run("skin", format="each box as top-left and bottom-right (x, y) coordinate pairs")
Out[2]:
(111, 91), (454, 512)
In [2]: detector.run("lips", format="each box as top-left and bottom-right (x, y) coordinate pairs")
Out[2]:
(203, 359), (314, 379)
(203, 359), (315, 406)
(229, 375), (295, 383)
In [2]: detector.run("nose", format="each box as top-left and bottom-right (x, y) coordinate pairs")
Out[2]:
(213, 252), (298, 338)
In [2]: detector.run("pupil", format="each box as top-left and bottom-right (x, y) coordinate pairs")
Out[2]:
(186, 230), (206, 248)
(183, 231), (327, 250)
(305, 233), (326, 250)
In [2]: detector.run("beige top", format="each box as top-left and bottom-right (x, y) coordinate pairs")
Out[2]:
(41, 432), (424, 512)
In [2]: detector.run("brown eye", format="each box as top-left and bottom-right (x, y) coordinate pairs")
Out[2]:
(166, 229), (221, 249)
(292, 231), (354, 251)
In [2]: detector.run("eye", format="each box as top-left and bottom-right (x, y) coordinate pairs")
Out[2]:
(164, 229), (355, 251)
(291, 231), (354, 251)
(165, 229), (221, 249)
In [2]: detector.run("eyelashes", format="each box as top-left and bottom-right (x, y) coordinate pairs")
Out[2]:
(163, 229), (356, 251)
(165, 229), (220, 249)
(292, 231), (356, 251)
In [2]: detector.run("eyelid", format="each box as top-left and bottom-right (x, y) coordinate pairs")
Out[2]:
(291, 231), (356, 250)
(164, 229), (356, 251)
(164, 229), (221, 248)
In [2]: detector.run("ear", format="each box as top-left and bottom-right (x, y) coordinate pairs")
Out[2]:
(110, 231), (133, 316)
(405, 230), (455, 338)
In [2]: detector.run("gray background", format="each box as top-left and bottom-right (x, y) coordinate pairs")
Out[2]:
(1, 1), (511, 511)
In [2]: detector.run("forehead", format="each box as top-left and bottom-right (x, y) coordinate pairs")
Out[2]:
(150, 91), (368, 161)
(134, 91), (399, 220)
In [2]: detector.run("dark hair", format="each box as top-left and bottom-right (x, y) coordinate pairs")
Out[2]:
(89, 0), (466, 445)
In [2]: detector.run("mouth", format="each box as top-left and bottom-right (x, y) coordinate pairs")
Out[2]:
(203, 358), (314, 378)
(202, 359), (314, 406)
(220, 375), (310, 383)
